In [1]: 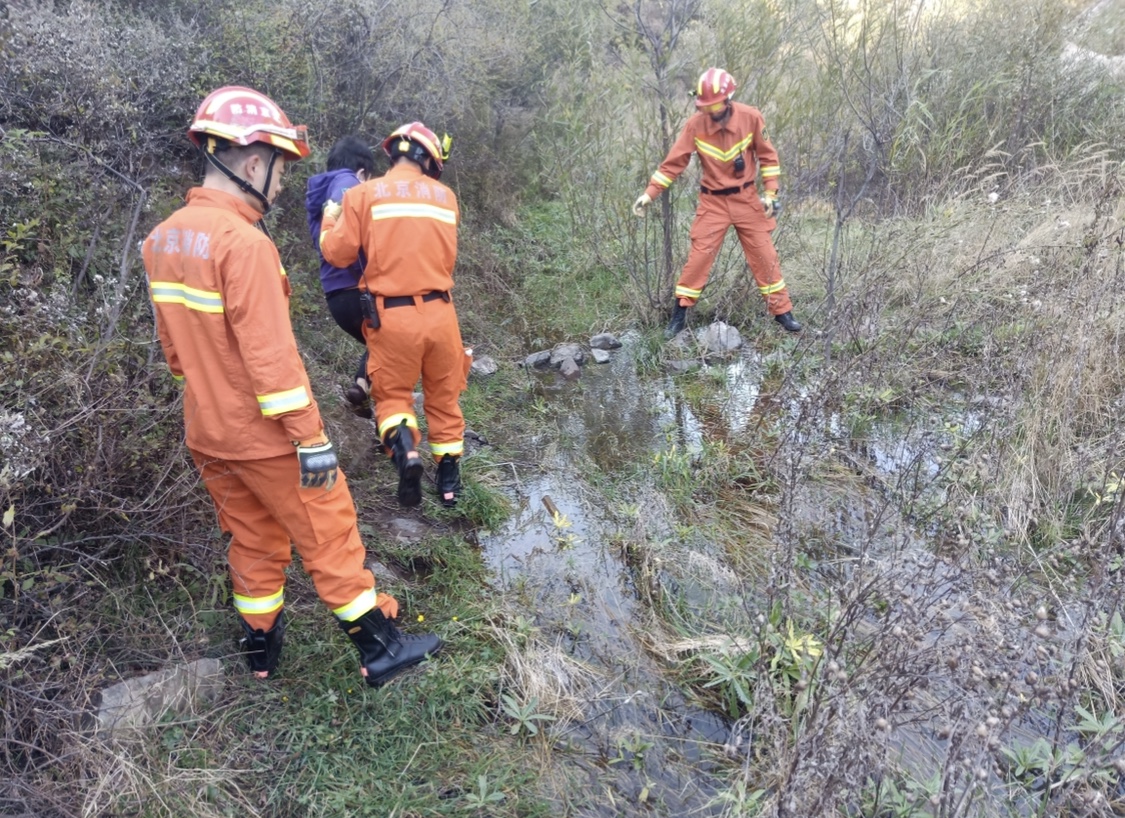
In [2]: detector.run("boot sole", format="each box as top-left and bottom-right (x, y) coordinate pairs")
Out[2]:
(363, 641), (444, 687)
(397, 458), (424, 507)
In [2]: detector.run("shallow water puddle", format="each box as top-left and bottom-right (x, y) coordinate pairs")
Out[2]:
(479, 338), (1027, 813)
(481, 344), (732, 814)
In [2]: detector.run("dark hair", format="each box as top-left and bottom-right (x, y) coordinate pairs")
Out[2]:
(326, 136), (376, 176)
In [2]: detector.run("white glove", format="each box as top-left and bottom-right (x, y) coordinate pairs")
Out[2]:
(632, 192), (652, 217)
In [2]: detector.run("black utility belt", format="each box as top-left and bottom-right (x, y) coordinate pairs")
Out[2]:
(382, 291), (450, 308)
(700, 181), (753, 196)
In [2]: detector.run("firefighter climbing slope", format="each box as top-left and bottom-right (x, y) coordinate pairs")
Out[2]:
(633, 67), (803, 338)
(143, 86), (441, 688)
(319, 121), (469, 509)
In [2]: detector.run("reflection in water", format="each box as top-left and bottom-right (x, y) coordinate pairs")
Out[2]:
(486, 340), (731, 815)
(484, 338), (1000, 814)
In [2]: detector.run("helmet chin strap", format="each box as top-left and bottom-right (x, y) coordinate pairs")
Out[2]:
(202, 141), (281, 232)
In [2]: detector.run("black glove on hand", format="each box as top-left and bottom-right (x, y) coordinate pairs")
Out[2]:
(295, 436), (338, 491)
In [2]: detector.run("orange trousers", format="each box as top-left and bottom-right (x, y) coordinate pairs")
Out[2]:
(190, 449), (376, 631)
(674, 189), (793, 316)
(365, 295), (466, 460)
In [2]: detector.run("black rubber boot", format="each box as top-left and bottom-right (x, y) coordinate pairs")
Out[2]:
(338, 607), (443, 687)
(345, 366), (374, 419)
(436, 454), (462, 507)
(664, 303), (689, 339)
(240, 610), (285, 678)
(384, 420), (423, 506)
(774, 311), (802, 333)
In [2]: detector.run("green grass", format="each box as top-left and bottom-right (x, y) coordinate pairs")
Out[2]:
(79, 531), (550, 818)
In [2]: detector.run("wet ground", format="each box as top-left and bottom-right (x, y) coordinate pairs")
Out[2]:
(473, 330), (1109, 816)
(481, 339), (732, 815)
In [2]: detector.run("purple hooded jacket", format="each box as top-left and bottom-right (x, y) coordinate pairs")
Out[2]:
(305, 168), (365, 294)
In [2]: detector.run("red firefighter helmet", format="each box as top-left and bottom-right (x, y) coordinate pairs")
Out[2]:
(382, 121), (452, 179)
(694, 67), (737, 110)
(188, 86), (310, 160)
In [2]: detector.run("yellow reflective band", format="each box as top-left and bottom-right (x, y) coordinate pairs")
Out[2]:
(675, 285), (703, 299)
(150, 282), (224, 314)
(279, 264), (288, 278)
(378, 413), (419, 440)
(172, 373), (185, 383)
(758, 280), (786, 295)
(694, 134), (753, 163)
(761, 165), (781, 177)
(268, 136), (299, 156)
(233, 587), (285, 615)
(370, 203), (457, 225)
(333, 587), (378, 622)
(257, 386), (311, 416)
(430, 441), (463, 458)
(651, 171), (673, 189)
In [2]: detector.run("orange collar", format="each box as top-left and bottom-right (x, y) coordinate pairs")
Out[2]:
(186, 187), (266, 224)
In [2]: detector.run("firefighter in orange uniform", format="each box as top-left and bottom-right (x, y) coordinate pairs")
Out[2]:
(634, 67), (802, 338)
(143, 86), (440, 687)
(319, 122), (468, 509)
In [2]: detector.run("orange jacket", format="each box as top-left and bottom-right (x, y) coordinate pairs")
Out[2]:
(644, 102), (780, 201)
(143, 188), (323, 460)
(319, 162), (459, 296)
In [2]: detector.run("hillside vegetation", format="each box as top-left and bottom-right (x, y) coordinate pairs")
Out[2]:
(3, 0), (1125, 815)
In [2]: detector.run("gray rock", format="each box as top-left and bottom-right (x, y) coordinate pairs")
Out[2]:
(589, 333), (623, 350)
(465, 428), (489, 445)
(524, 350), (553, 370)
(95, 658), (223, 735)
(699, 321), (742, 354)
(388, 517), (429, 544)
(666, 359), (701, 374)
(590, 348), (611, 364)
(559, 357), (582, 380)
(550, 343), (586, 367)
(470, 355), (499, 377)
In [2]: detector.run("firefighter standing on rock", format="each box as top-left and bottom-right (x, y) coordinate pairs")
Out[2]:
(143, 86), (441, 688)
(319, 122), (469, 509)
(634, 67), (802, 338)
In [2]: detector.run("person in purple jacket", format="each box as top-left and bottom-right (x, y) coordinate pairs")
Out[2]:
(305, 136), (377, 417)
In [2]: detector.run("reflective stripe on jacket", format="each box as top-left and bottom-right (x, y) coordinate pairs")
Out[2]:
(143, 187), (323, 459)
(319, 163), (459, 297)
(644, 102), (780, 201)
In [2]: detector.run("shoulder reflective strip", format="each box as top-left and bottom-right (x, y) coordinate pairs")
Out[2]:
(233, 587), (285, 615)
(333, 587), (378, 622)
(694, 134), (754, 163)
(430, 441), (463, 457)
(377, 412), (418, 440)
(675, 285), (703, 299)
(370, 202), (457, 225)
(279, 265), (288, 278)
(761, 165), (781, 178)
(759, 279), (787, 295)
(172, 373), (185, 383)
(651, 171), (673, 188)
(257, 386), (311, 416)
(150, 282), (225, 314)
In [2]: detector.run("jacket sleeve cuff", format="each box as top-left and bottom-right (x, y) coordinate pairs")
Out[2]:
(280, 407), (324, 447)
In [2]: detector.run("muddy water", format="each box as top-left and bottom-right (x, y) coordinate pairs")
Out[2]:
(478, 335), (1050, 815)
(481, 339), (732, 815)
